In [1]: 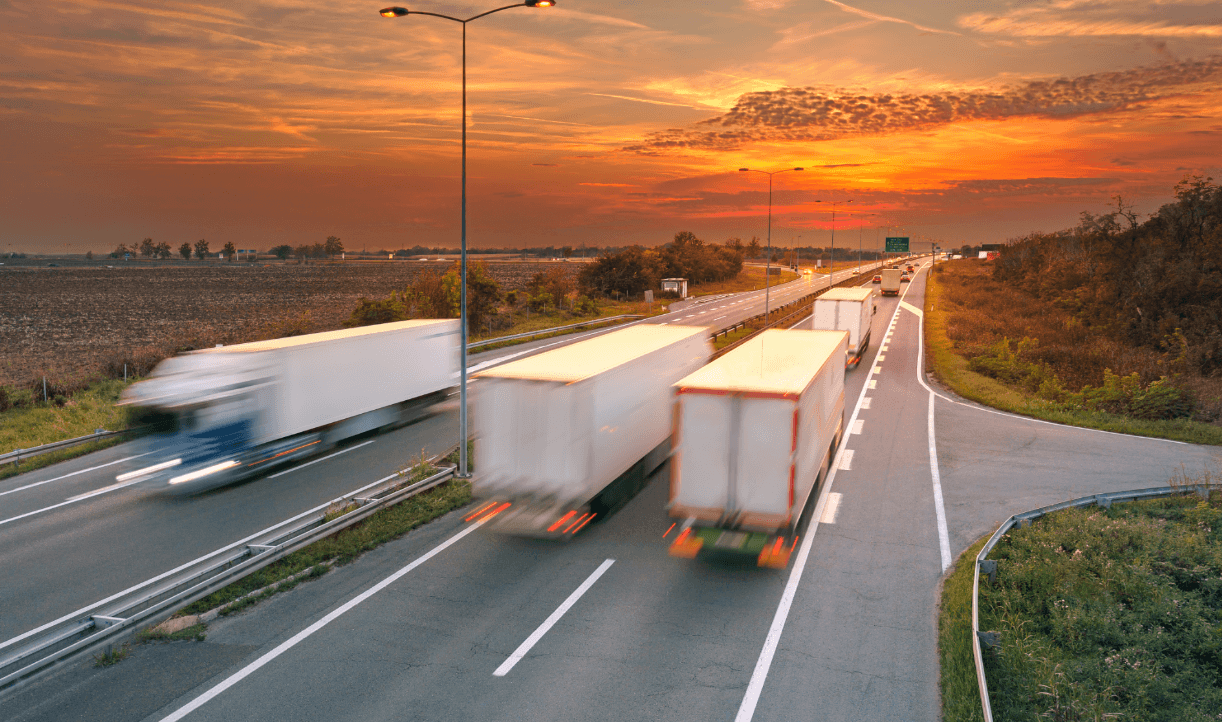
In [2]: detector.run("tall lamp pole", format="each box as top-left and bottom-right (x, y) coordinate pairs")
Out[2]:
(815, 199), (852, 285)
(380, 1), (556, 478)
(739, 166), (803, 318)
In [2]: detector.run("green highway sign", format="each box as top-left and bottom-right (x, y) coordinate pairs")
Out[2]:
(885, 237), (909, 252)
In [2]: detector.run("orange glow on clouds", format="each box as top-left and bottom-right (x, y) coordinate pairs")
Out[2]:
(1, 1), (1220, 253)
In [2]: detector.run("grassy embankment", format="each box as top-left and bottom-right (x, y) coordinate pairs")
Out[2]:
(692, 264), (798, 296)
(0, 379), (132, 480)
(924, 260), (1222, 445)
(939, 485), (1222, 722)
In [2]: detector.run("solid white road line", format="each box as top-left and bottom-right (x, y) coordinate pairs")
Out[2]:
(159, 522), (485, 722)
(928, 393), (952, 571)
(493, 558), (615, 677)
(0, 462), (431, 654)
(0, 453), (150, 498)
(267, 439), (376, 479)
(734, 277), (915, 722)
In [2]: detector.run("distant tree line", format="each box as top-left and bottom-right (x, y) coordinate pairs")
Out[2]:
(994, 175), (1222, 375)
(576, 231), (745, 298)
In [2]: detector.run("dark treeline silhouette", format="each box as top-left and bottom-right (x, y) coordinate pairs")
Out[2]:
(577, 232), (745, 298)
(994, 176), (1222, 375)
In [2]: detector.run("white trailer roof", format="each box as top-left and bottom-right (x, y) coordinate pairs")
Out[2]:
(475, 324), (707, 384)
(818, 287), (873, 302)
(191, 319), (455, 354)
(676, 329), (845, 397)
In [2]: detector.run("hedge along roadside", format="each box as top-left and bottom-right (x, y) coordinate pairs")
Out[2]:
(923, 264), (1222, 445)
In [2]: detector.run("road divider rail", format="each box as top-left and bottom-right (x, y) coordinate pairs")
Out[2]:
(1, 429), (131, 468)
(0, 462), (458, 700)
(467, 315), (644, 350)
(711, 263), (886, 360)
(971, 482), (1214, 722)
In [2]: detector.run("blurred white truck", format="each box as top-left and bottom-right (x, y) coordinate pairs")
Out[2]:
(811, 287), (875, 369)
(880, 268), (902, 296)
(117, 320), (460, 492)
(472, 324), (710, 536)
(668, 329), (846, 568)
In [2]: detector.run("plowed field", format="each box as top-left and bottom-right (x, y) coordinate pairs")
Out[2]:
(0, 261), (577, 387)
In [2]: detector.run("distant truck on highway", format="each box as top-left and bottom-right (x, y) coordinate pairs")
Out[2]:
(668, 329), (847, 568)
(472, 324), (711, 537)
(117, 320), (459, 492)
(880, 268), (903, 296)
(811, 287), (874, 368)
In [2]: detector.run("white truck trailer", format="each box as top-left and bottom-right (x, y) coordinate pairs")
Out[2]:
(811, 287), (875, 369)
(880, 268), (903, 296)
(117, 319), (459, 492)
(668, 329), (846, 568)
(472, 324), (711, 536)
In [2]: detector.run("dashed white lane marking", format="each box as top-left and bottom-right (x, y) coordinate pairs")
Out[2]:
(819, 492), (844, 524)
(712, 315), (727, 321)
(838, 450), (854, 471)
(493, 558), (616, 677)
(851, 419), (864, 435)
(861, 397), (872, 409)
(876, 355), (885, 362)
(0, 453), (151, 498)
(158, 521), (487, 722)
(868, 379), (877, 390)
(873, 366), (883, 374)
(880, 345), (889, 351)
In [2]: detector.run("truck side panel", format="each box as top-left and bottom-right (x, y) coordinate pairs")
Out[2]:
(274, 322), (458, 441)
(732, 397), (795, 519)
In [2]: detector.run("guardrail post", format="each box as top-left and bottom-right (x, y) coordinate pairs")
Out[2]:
(978, 559), (997, 584)
(977, 630), (1001, 650)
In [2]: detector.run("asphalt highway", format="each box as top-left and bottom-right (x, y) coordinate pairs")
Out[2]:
(18, 257), (1211, 722)
(0, 262), (884, 648)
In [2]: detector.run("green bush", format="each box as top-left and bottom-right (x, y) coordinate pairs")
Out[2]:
(528, 292), (554, 312)
(344, 294), (408, 327)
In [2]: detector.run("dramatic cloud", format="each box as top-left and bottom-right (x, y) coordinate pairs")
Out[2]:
(959, 1), (1222, 39)
(624, 56), (1222, 153)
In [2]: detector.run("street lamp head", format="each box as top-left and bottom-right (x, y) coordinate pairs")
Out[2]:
(793, 167), (803, 171)
(379, 6), (408, 16)
(525, 0), (555, 6)
(738, 167), (750, 172)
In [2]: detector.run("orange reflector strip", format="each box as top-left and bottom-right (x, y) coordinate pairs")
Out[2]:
(547, 510), (577, 533)
(563, 513), (590, 534)
(482, 502), (511, 521)
(662, 522), (676, 539)
(572, 513), (596, 534)
(791, 536), (799, 550)
(464, 501), (497, 522)
(247, 440), (320, 468)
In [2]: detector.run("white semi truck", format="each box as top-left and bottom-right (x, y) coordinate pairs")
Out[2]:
(472, 324), (711, 536)
(116, 319), (460, 492)
(880, 268), (903, 296)
(811, 287), (875, 369)
(668, 329), (846, 568)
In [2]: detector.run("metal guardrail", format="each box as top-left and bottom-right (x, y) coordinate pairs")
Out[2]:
(466, 314), (644, 351)
(971, 483), (1213, 721)
(1, 429), (129, 467)
(0, 462), (458, 699)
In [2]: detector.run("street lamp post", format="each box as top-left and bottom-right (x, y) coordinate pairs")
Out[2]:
(738, 166), (803, 318)
(815, 199), (852, 286)
(380, 2), (556, 479)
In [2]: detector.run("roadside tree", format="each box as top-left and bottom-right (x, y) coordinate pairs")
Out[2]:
(324, 236), (343, 258)
(270, 244), (292, 260)
(139, 238), (156, 257)
(178, 242), (192, 260)
(222, 241), (237, 261)
(194, 239), (210, 260)
(156, 241), (172, 259)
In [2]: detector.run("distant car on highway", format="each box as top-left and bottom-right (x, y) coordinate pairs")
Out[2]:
(872, 274), (881, 284)
(900, 272), (910, 282)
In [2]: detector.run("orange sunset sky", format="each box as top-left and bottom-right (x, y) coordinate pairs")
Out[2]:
(2, 1), (1220, 254)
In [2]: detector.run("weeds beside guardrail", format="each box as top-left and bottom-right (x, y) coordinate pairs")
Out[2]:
(0, 428), (133, 469)
(466, 314), (644, 351)
(0, 459), (459, 699)
(970, 480), (1216, 722)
